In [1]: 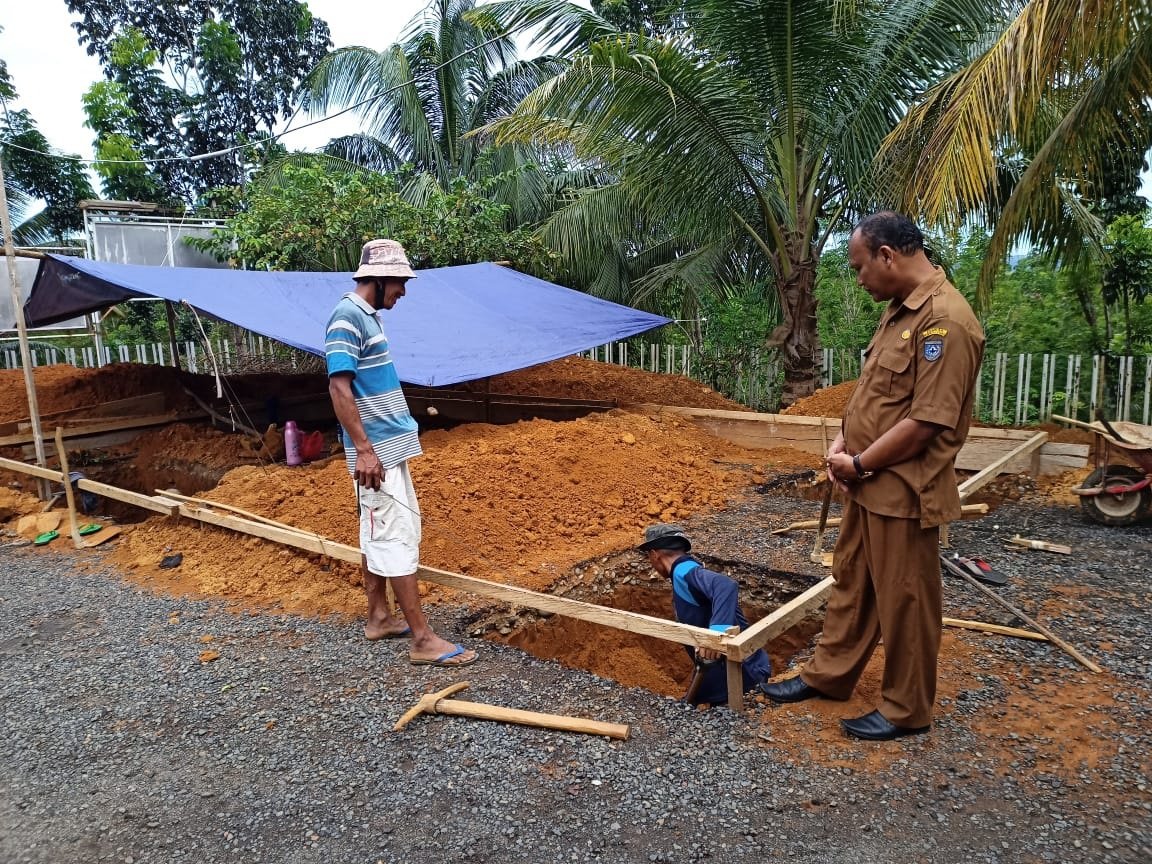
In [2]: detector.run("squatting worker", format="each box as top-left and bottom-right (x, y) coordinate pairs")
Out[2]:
(760, 212), (983, 741)
(325, 238), (477, 668)
(639, 524), (771, 705)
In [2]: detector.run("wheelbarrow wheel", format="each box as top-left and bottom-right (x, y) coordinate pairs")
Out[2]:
(1079, 465), (1152, 526)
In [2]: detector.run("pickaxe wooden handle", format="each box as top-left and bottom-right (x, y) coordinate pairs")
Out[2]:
(393, 681), (631, 740)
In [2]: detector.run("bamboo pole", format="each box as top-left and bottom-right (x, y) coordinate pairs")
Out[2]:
(0, 153), (49, 498)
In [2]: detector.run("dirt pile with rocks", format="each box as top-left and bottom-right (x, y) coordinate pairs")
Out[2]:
(465, 355), (750, 411)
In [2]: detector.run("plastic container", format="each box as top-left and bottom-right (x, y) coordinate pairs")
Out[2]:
(284, 420), (302, 466)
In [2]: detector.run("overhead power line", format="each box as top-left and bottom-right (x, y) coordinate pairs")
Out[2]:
(0, 20), (531, 168)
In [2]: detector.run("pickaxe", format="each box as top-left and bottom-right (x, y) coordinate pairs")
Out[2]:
(393, 682), (630, 740)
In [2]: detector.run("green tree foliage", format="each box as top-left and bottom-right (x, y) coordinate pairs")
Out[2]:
(0, 27), (95, 244)
(478, 0), (1001, 404)
(882, 0), (1152, 300)
(589, 0), (681, 35)
(301, 0), (573, 229)
(190, 161), (557, 276)
(0, 111), (95, 243)
(68, 0), (331, 203)
(1102, 214), (1152, 351)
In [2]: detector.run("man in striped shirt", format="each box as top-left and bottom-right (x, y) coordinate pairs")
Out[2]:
(326, 238), (477, 667)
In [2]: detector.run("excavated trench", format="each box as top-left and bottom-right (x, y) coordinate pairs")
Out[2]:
(476, 550), (825, 699)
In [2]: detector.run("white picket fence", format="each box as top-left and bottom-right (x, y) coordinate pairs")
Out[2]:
(4, 335), (1150, 423)
(0, 335), (316, 376)
(589, 341), (1152, 423)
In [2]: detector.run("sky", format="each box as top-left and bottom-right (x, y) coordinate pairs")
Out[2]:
(0, 0), (450, 163)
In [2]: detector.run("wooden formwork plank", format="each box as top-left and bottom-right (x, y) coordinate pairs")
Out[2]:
(0, 412), (204, 448)
(725, 575), (836, 660)
(74, 479), (180, 516)
(169, 504), (729, 652)
(958, 431), (1048, 501)
(631, 404), (1087, 475)
(0, 454), (61, 482)
(0, 392), (167, 436)
(415, 565), (729, 651)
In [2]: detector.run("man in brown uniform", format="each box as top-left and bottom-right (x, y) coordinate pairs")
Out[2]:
(761, 211), (984, 741)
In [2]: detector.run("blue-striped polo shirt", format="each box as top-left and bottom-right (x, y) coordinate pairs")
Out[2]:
(325, 292), (422, 472)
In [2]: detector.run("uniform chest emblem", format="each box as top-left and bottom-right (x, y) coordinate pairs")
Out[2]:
(923, 336), (944, 362)
(900, 329), (911, 340)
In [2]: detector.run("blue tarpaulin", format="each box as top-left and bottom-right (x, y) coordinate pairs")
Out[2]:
(25, 255), (670, 387)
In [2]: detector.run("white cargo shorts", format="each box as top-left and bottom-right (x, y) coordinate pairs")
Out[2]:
(356, 461), (421, 577)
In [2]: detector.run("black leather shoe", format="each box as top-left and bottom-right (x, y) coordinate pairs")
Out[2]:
(840, 709), (930, 741)
(758, 676), (828, 703)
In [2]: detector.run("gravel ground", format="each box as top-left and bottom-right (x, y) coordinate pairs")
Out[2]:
(1, 495), (1150, 863)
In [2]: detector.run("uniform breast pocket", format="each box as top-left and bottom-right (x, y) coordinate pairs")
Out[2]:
(876, 348), (913, 397)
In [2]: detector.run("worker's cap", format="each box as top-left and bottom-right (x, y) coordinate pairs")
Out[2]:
(637, 523), (692, 552)
(353, 238), (416, 281)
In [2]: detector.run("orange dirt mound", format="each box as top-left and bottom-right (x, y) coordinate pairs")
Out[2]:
(0, 364), (327, 424)
(780, 380), (857, 418)
(107, 409), (771, 614)
(467, 356), (750, 411)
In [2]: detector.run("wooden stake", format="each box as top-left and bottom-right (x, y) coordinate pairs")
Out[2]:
(164, 301), (182, 371)
(54, 427), (82, 548)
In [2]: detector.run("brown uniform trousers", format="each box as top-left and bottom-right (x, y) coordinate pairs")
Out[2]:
(800, 500), (942, 728)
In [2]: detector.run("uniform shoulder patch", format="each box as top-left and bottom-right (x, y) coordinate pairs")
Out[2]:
(923, 336), (944, 362)
(921, 326), (948, 339)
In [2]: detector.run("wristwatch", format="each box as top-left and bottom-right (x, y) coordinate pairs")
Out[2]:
(852, 453), (875, 479)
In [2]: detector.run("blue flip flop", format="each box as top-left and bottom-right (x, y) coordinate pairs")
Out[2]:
(410, 644), (477, 667)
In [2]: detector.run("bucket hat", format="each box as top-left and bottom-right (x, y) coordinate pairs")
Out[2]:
(353, 238), (416, 280)
(637, 523), (692, 552)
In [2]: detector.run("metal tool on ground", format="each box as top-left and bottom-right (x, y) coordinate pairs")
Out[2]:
(683, 656), (720, 703)
(939, 553), (1102, 673)
(810, 481), (834, 564)
(394, 682), (630, 739)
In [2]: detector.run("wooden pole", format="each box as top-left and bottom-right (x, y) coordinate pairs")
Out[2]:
(942, 617), (1049, 642)
(164, 300), (182, 371)
(53, 427), (83, 548)
(772, 503), (988, 534)
(0, 152), (50, 498)
(939, 554), (1102, 673)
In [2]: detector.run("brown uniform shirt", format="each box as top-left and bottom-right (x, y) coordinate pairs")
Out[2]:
(841, 268), (985, 527)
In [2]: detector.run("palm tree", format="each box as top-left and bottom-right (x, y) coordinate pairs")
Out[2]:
(881, 0), (1152, 303)
(472, 0), (1003, 403)
(300, 0), (572, 227)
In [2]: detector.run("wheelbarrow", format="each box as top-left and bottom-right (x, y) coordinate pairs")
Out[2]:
(1053, 413), (1152, 526)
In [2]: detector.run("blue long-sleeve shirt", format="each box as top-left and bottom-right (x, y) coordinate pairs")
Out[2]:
(670, 554), (772, 705)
